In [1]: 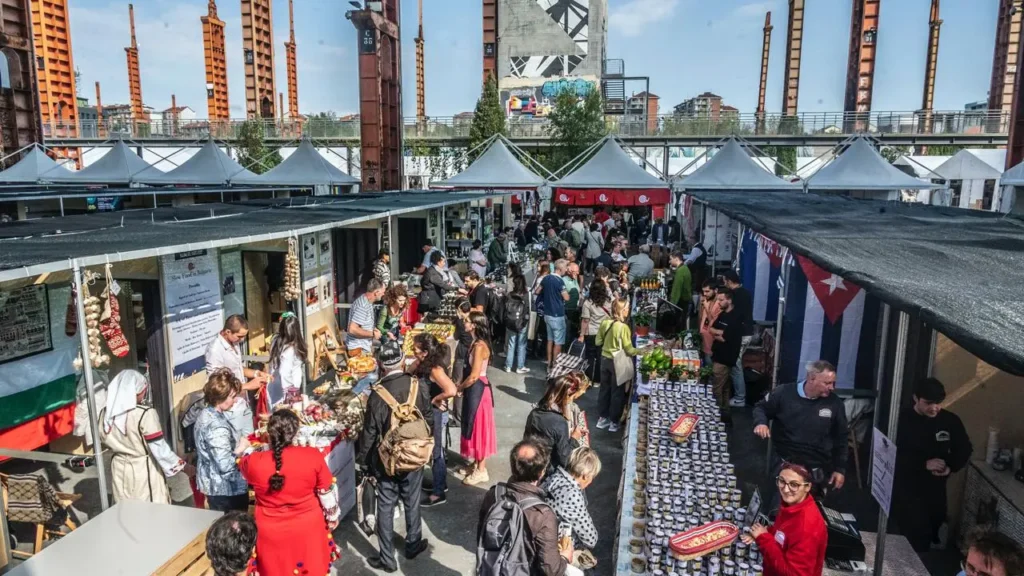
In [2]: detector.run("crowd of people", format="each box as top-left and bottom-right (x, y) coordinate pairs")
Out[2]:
(85, 207), (1024, 576)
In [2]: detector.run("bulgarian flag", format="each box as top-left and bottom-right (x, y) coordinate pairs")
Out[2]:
(0, 286), (79, 452)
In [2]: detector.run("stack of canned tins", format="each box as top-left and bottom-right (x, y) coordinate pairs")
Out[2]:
(629, 381), (765, 576)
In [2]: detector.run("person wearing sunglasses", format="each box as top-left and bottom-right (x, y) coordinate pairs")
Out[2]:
(740, 463), (826, 576)
(958, 529), (1024, 576)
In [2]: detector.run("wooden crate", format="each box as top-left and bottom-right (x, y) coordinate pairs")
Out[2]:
(152, 529), (213, 576)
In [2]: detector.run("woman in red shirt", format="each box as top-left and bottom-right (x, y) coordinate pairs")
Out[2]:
(238, 409), (341, 576)
(742, 463), (827, 576)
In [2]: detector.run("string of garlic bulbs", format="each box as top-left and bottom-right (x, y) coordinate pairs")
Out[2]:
(284, 237), (301, 301)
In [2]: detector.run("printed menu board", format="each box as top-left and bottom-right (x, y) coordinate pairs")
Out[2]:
(0, 285), (52, 363)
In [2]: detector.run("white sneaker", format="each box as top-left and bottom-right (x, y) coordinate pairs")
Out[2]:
(608, 423), (621, 433)
(595, 417), (611, 429)
(729, 398), (746, 407)
(516, 367), (531, 375)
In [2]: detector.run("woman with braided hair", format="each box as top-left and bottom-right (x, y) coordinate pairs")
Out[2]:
(238, 409), (341, 575)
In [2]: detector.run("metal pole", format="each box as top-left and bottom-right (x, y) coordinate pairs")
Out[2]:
(874, 310), (910, 576)
(59, 197), (65, 217)
(73, 261), (110, 511)
(766, 248), (790, 474)
(867, 303), (891, 479)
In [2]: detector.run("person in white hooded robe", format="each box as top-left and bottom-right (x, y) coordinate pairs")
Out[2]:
(99, 370), (188, 503)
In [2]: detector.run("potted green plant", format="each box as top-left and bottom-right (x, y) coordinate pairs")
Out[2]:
(668, 365), (684, 382)
(699, 365), (714, 383)
(634, 312), (653, 337)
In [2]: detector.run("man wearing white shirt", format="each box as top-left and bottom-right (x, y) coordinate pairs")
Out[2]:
(204, 315), (266, 436)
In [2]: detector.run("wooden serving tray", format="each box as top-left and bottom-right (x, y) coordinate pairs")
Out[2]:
(668, 520), (739, 561)
(669, 413), (699, 443)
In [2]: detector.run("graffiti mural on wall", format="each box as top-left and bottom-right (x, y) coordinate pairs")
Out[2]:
(500, 78), (596, 117)
(510, 0), (590, 79)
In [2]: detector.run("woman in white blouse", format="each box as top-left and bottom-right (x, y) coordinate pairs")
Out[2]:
(264, 312), (307, 412)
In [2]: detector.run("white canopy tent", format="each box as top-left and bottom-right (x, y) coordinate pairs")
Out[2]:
(231, 138), (359, 188)
(432, 136), (546, 189)
(673, 137), (802, 191)
(45, 139), (157, 185)
(0, 144), (75, 184)
(932, 149), (1003, 211)
(135, 138), (255, 186)
(805, 137), (941, 200)
(550, 136), (669, 189)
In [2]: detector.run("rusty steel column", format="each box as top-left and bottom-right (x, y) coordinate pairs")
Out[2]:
(919, 0), (941, 139)
(125, 4), (144, 125)
(0, 0), (44, 162)
(483, 0), (497, 80)
(241, 0), (276, 119)
(1007, 16), (1024, 168)
(844, 0), (881, 132)
(756, 12), (772, 134)
(990, 0), (1023, 130)
(30, 0), (80, 166)
(285, 0), (298, 121)
(170, 93), (177, 137)
(781, 0), (805, 119)
(415, 0), (425, 122)
(350, 0), (403, 192)
(95, 81), (105, 138)
(202, 0), (229, 124)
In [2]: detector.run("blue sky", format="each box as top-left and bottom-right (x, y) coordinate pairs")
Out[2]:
(69, 0), (997, 118)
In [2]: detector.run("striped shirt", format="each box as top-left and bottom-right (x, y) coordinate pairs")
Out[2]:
(345, 295), (376, 352)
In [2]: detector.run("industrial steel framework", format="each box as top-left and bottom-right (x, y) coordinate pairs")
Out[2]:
(1008, 15), (1024, 168)
(201, 0), (229, 121)
(919, 0), (941, 137)
(415, 0), (425, 122)
(989, 0), (1023, 117)
(781, 0), (805, 118)
(95, 81), (104, 137)
(30, 0), (79, 165)
(241, 0), (276, 119)
(125, 4), (143, 122)
(0, 0), (44, 163)
(285, 0), (298, 120)
(483, 0), (497, 80)
(844, 0), (881, 132)
(756, 12), (772, 134)
(349, 0), (403, 192)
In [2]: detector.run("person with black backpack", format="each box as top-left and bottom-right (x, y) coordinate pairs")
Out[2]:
(477, 437), (572, 576)
(503, 273), (531, 375)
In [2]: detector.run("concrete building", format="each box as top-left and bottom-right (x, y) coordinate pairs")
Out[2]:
(965, 100), (988, 112)
(626, 91), (659, 134)
(673, 92), (735, 120)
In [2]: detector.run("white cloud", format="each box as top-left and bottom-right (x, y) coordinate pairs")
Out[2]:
(609, 0), (681, 37)
(731, 1), (778, 20)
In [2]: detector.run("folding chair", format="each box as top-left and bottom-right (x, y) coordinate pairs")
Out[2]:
(1, 472), (80, 558)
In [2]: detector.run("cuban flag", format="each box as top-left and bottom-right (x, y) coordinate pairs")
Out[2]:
(739, 229), (784, 322)
(779, 255), (880, 390)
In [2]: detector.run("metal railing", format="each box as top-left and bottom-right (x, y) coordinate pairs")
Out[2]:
(41, 109), (1010, 143)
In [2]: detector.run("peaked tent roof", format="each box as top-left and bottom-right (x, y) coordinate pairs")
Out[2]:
(551, 138), (668, 189)
(45, 138), (157, 184)
(806, 138), (940, 191)
(135, 138), (255, 185)
(432, 139), (545, 188)
(0, 145), (75, 184)
(675, 138), (802, 191)
(1001, 160), (1024, 186)
(933, 149), (1003, 181)
(231, 139), (359, 186)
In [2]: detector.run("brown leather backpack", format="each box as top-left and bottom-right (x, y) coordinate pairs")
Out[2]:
(374, 378), (433, 475)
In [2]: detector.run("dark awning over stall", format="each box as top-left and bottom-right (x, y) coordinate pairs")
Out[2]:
(690, 191), (1024, 375)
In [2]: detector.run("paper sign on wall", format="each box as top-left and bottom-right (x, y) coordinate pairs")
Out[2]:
(871, 427), (897, 516)
(162, 250), (223, 380)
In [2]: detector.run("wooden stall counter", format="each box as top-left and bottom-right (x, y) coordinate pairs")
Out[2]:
(6, 500), (221, 576)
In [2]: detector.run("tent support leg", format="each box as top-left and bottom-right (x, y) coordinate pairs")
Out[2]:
(59, 197), (65, 217)
(867, 303), (891, 480)
(766, 249), (790, 475)
(73, 261), (111, 512)
(873, 310), (910, 576)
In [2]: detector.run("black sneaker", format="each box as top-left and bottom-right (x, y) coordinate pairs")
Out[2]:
(367, 557), (397, 573)
(421, 494), (447, 508)
(421, 483), (449, 494)
(405, 538), (429, 560)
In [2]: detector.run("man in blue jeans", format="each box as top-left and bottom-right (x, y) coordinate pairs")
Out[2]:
(536, 259), (570, 365)
(720, 270), (753, 407)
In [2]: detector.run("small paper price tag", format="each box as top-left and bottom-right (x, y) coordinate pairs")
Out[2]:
(108, 280), (121, 296)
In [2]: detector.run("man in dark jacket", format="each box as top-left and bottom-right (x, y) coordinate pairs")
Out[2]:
(525, 217), (540, 244)
(523, 403), (575, 476)
(487, 232), (508, 271)
(753, 359), (848, 498)
(478, 438), (571, 576)
(893, 378), (972, 553)
(357, 341), (434, 572)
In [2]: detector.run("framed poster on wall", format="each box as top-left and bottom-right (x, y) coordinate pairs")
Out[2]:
(161, 249), (223, 380)
(0, 285), (52, 364)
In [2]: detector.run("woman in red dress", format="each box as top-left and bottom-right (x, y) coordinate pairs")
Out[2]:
(741, 463), (827, 576)
(457, 311), (497, 486)
(238, 409), (341, 576)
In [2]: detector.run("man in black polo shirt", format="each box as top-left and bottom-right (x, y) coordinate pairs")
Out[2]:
(709, 288), (742, 422)
(752, 359), (849, 498)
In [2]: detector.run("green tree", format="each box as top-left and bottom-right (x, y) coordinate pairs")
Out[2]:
(879, 145), (911, 164)
(763, 145), (798, 177)
(924, 145), (965, 156)
(235, 120), (282, 174)
(468, 76), (507, 161)
(545, 88), (606, 169)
